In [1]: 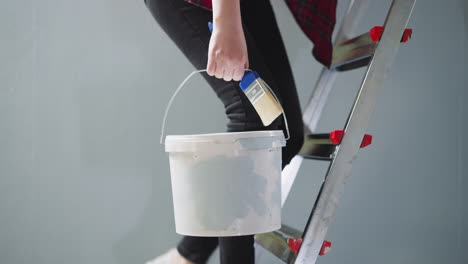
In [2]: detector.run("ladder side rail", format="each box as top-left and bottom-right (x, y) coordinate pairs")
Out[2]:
(281, 0), (371, 207)
(303, 0), (372, 132)
(255, 0), (374, 262)
(293, 1), (416, 263)
(334, 0), (372, 45)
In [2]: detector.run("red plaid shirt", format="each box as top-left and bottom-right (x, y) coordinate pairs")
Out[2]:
(185, 0), (337, 67)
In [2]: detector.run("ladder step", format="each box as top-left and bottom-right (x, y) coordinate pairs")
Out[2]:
(331, 26), (412, 71)
(331, 29), (377, 71)
(299, 131), (373, 160)
(255, 225), (302, 263)
(299, 131), (343, 160)
(299, 140), (337, 160)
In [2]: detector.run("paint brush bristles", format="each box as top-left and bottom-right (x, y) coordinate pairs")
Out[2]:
(242, 75), (283, 126)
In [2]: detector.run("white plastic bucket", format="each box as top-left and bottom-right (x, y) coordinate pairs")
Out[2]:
(165, 131), (285, 236)
(161, 70), (288, 236)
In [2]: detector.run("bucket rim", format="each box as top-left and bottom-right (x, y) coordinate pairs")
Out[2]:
(165, 130), (284, 142)
(165, 130), (286, 152)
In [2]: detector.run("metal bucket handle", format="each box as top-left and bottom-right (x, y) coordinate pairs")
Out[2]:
(160, 69), (290, 144)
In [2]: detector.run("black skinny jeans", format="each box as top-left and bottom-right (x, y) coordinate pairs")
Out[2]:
(144, 0), (304, 263)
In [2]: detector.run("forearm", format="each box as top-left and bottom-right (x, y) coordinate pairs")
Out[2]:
(211, 0), (242, 32)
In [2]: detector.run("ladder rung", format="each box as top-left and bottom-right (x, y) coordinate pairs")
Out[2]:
(299, 143), (336, 160)
(299, 132), (342, 160)
(255, 225), (302, 263)
(331, 26), (413, 71)
(299, 131), (372, 160)
(331, 30), (377, 71)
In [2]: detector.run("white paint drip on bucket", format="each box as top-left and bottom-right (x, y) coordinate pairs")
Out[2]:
(161, 70), (288, 236)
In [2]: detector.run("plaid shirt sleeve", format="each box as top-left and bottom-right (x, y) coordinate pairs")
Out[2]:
(184, 0), (337, 67)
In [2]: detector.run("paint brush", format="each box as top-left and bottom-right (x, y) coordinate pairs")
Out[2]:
(208, 22), (284, 126)
(239, 71), (283, 126)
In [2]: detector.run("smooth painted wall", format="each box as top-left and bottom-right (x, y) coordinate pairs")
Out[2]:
(0, 0), (466, 264)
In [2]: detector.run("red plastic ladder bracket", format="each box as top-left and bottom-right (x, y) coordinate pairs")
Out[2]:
(329, 130), (373, 148)
(360, 134), (373, 148)
(319, 240), (332, 256)
(288, 238), (332, 256)
(369, 26), (384, 41)
(370, 26), (413, 43)
(330, 130), (345, 145)
(287, 237), (303, 253)
(401, 28), (413, 42)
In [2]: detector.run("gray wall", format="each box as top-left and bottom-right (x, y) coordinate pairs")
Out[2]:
(0, 0), (465, 264)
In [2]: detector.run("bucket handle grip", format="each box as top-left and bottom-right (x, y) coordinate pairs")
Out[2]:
(160, 69), (290, 144)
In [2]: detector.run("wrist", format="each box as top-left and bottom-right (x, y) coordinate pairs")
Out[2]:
(212, 0), (242, 32)
(213, 19), (243, 34)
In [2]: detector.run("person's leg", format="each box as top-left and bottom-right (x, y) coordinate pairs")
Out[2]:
(144, 1), (219, 263)
(217, 0), (304, 263)
(143, 0), (278, 263)
(218, 236), (254, 264)
(144, 0), (304, 263)
(240, 0), (305, 165)
(176, 236), (218, 264)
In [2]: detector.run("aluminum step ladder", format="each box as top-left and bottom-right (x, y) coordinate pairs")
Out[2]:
(254, 0), (416, 263)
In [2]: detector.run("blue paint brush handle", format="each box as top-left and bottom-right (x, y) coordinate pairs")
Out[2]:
(208, 22), (213, 33)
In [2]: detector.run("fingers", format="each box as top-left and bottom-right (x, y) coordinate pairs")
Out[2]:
(214, 64), (224, 79)
(210, 62), (246, 82)
(223, 68), (234, 82)
(206, 42), (247, 81)
(232, 67), (244, 82)
(207, 57), (216, 76)
(210, 61), (242, 82)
